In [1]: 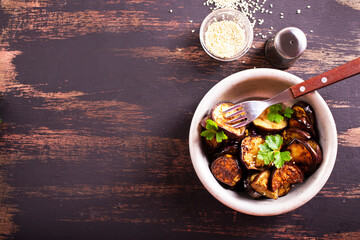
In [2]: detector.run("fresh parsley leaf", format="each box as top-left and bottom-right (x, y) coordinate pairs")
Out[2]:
(267, 104), (293, 123)
(257, 135), (292, 168)
(205, 119), (218, 131)
(259, 143), (272, 152)
(283, 107), (294, 118)
(265, 134), (283, 151)
(200, 119), (228, 143)
(274, 151), (292, 168)
(267, 112), (284, 123)
(258, 150), (274, 165)
(269, 104), (283, 113)
(200, 129), (216, 140)
(216, 131), (228, 142)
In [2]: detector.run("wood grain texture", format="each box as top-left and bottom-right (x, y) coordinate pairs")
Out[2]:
(0, 0), (359, 239)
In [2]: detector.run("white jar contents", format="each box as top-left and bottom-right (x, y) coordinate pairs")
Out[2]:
(205, 20), (246, 59)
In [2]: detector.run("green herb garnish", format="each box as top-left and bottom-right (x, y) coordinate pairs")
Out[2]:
(267, 104), (294, 123)
(257, 134), (292, 168)
(201, 119), (228, 143)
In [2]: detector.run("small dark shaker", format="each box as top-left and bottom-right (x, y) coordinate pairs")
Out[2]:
(265, 27), (307, 69)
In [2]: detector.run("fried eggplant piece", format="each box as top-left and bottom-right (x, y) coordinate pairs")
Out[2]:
(288, 117), (317, 138)
(210, 102), (246, 140)
(244, 172), (263, 199)
(286, 139), (316, 175)
(278, 182), (292, 197)
(241, 136), (265, 170)
(251, 170), (279, 199)
(307, 140), (323, 165)
(292, 101), (315, 125)
(270, 164), (304, 191)
(214, 141), (240, 159)
(211, 154), (242, 187)
(253, 106), (287, 132)
(282, 127), (312, 145)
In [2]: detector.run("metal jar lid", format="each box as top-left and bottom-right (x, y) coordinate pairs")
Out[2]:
(265, 27), (307, 69)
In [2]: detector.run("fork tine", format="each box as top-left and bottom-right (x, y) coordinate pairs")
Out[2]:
(231, 120), (248, 129)
(222, 103), (243, 114)
(224, 109), (245, 119)
(226, 115), (247, 124)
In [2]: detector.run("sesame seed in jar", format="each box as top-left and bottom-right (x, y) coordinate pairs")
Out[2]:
(204, 20), (246, 58)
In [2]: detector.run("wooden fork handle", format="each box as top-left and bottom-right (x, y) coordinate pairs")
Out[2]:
(290, 57), (360, 98)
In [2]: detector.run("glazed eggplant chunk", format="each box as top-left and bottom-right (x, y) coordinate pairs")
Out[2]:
(288, 102), (317, 138)
(253, 106), (287, 132)
(282, 127), (312, 145)
(286, 139), (317, 175)
(241, 136), (265, 170)
(270, 164), (304, 191)
(250, 170), (279, 199)
(200, 101), (323, 200)
(211, 102), (246, 140)
(211, 154), (242, 187)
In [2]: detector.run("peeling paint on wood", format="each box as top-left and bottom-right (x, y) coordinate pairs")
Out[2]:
(338, 127), (360, 147)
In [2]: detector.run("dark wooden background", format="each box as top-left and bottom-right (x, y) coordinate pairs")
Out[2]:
(0, 0), (359, 239)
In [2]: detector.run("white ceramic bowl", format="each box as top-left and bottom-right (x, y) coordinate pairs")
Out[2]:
(189, 68), (337, 216)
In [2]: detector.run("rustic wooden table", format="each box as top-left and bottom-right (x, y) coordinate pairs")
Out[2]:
(0, 0), (359, 239)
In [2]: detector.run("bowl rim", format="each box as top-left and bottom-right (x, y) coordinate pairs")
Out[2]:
(189, 68), (338, 216)
(199, 8), (254, 62)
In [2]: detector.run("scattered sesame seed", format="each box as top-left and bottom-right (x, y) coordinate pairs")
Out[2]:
(280, 12), (284, 15)
(191, 29), (195, 33)
(189, 20), (193, 23)
(252, 45), (255, 48)
(307, 5), (311, 9)
(269, 4), (273, 8)
(262, 35), (267, 39)
(296, 9), (301, 14)
(268, 31), (272, 34)
(310, 30), (313, 33)
(169, 9), (173, 13)
(255, 33), (258, 36)
(270, 26), (274, 30)
(269, 11), (272, 14)
(280, 15), (284, 19)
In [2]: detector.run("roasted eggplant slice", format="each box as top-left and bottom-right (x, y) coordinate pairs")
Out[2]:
(307, 140), (323, 165)
(251, 170), (279, 199)
(241, 136), (265, 170)
(286, 139), (316, 175)
(278, 182), (291, 197)
(288, 117), (317, 138)
(292, 101), (315, 125)
(244, 172), (263, 199)
(270, 164), (304, 191)
(211, 102), (246, 140)
(214, 141), (240, 159)
(253, 106), (287, 132)
(282, 127), (312, 145)
(211, 154), (242, 187)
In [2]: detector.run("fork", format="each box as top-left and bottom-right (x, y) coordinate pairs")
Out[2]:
(223, 57), (360, 128)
